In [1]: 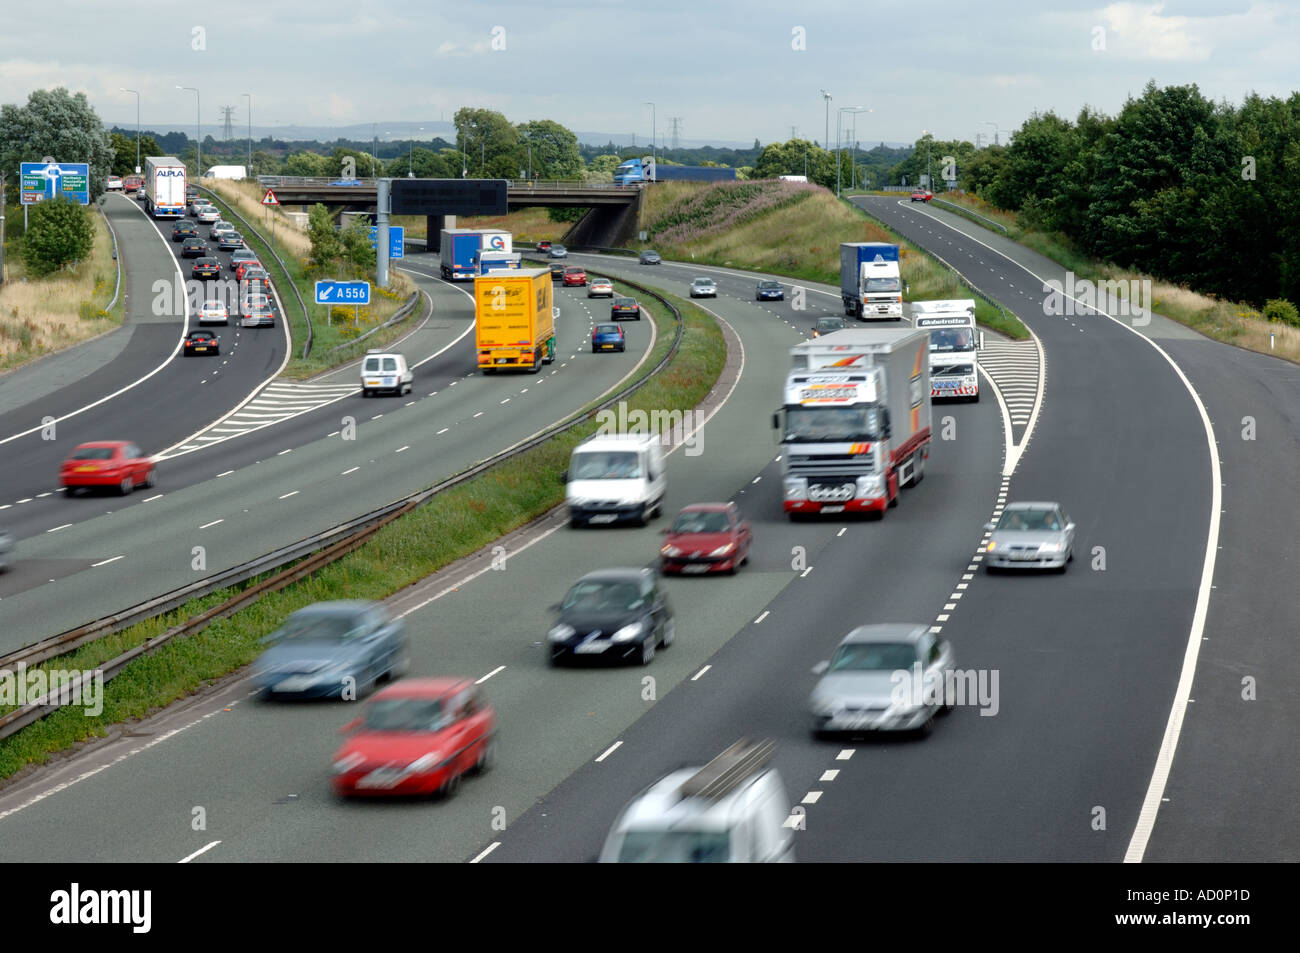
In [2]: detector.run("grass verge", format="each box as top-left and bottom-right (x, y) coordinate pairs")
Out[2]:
(0, 281), (723, 782)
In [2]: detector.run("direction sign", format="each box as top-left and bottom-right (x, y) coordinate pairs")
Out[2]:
(20, 162), (90, 206)
(315, 280), (371, 305)
(261, 188), (280, 206)
(369, 225), (404, 259)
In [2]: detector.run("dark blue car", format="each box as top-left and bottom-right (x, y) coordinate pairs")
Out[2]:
(756, 279), (784, 301)
(592, 323), (626, 353)
(251, 600), (408, 699)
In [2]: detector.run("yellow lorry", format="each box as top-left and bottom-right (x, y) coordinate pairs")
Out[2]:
(474, 268), (556, 373)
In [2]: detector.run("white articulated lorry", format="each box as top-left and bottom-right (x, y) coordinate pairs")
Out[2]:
(911, 299), (980, 402)
(774, 328), (931, 519)
(144, 156), (187, 219)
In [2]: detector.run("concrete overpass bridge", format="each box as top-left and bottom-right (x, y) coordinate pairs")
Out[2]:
(254, 176), (642, 248)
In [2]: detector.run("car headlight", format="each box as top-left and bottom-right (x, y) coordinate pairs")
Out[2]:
(548, 623), (575, 642)
(710, 543), (736, 557)
(611, 622), (643, 642)
(661, 545), (681, 557)
(333, 753), (365, 775)
(783, 478), (807, 501)
(986, 540), (997, 551)
(406, 753), (439, 773)
(1038, 542), (1063, 553)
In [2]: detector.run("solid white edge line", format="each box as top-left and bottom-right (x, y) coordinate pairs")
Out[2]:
(91, 555), (125, 567)
(882, 200), (1220, 863)
(178, 840), (221, 863)
(469, 842), (501, 863)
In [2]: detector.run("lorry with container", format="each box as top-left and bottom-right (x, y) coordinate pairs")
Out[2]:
(840, 242), (904, 320)
(144, 157), (187, 219)
(773, 328), (931, 519)
(613, 157), (738, 186)
(475, 250), (522, 275)
(440, 228), (485, 281)
(473, 268), (555, 373)
(477, 229), (512, 255)
(911, 299), (980, 401)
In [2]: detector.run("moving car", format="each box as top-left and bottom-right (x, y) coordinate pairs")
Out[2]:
(191, 257), (221, 279)
(180, 237), (207, 258)
(689, 277), (717, 298)
(217, 232), (244, 251)
(105, 175), (123, 191)
(361, 350), (413, 397)
(199, 299), (229, 325)
(809, 624), (954, 737)
(209, 221), (234, 240)
(611, 297), (640, 320)
(183, 329), (219, 356)
(910, 188), (933, 202)
(241, 294), (275, 328)
(598, 739), (794, 863)
(251, 600), (409, 699)
(546, 568), (675, 667)
(755, 279), (784, 301)
(123, 175), (143, 193)
(196, 206), (220, 223)
(331, 678), (495, 799)
(233, 259), (263, 281)
(639, 250), (661, 265)
(812, 316), (848, 338)
(229, 249), (258, 271)
(563, 432), (666, 527)
(0, 528), (14, 573)
(549, 262), (566, 281)
(548, 244), (568, 259)
(189, 197), (212, 215)
(587, 279), (614, 298)
(562, 266), (587, 286)
(535, 240), (553, 254)
(172, 223), (198, 241)
(592, 323), (626, 352)
(240, 268), (271, 297)
(983, 502), (1076, 572)
(60, 441), (155, 496)
(659, 502), (751, 575)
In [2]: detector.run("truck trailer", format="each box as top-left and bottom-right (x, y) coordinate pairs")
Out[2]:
(774, 328), (931, 518)
(474, 268), (555, 373)
(840, 242), (903, 320)
(476, 250), (523, 275)
(144, 157), (187, 219)
(440, 228), (484, 281)
(911, 299), (980, 401)
(613, 157), (738, 186)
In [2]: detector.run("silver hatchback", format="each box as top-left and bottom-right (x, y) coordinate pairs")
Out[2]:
(983, 501), (1075, 571)
(809, 624), (954, 737)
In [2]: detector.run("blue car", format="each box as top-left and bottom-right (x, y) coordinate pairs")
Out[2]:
(251, 600), (409, 699)
(756, 279), (784, 301)
(592, 323), (626, 353)
(329, 179), (364, 186)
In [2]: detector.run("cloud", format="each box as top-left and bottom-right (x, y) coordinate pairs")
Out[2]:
(1099, 2), (1214, 61)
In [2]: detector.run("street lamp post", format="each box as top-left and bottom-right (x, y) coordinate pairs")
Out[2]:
(643, 102), (656, 172)
(371, 123), (377, 176)
(176, 86), (200, 178)
(819, 89), (831, 153)
(920, 129), (932, 190)
(242, 92), (252, 175)
(119, 88), (141, 173)
(836, 106), (868, 197)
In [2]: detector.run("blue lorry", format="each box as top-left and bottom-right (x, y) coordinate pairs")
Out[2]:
(440, 228), (483, 281)
(613, 157), (738, 186)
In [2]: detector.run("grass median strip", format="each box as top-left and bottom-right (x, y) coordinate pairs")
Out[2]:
(0, 284), (723, 782)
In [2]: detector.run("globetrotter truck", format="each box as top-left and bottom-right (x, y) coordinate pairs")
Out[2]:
(440, 228), (484, 281)
(773, 328), (931, 518)
(144, 157), (187, 219)
(474, 268), (556, 373)
(840, 242), (903, 320)
(911, 299), (980, 401)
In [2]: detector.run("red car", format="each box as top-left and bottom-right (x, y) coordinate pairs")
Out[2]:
(60, 441), (155, 496)
(910, 189), (933, 202)
(233, 260), (263, 281)
(536, 240), (552, 254)
(659, 502), (752, 575)
(331, 678), (496, 799)
(562, 266), (587, 287)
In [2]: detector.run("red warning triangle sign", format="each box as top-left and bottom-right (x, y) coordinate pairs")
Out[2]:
(261, 188), (280, 206)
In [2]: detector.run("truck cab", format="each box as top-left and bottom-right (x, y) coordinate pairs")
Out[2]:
(841, 243), (904, 320)
(912, 299), (979, 402)
(598, 740), (794, 863)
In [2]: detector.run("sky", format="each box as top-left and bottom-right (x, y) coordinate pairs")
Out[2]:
(2, 0), (1296, 149)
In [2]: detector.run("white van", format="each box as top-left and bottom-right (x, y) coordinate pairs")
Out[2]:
(598, 740), (795, 863)
(360, 350), (413, 397)
(563, 433), (666, 527)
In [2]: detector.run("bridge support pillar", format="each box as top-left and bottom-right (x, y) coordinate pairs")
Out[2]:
(427, 215), (455, 251)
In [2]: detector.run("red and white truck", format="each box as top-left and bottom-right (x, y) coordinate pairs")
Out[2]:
(774, 328), (931, 518)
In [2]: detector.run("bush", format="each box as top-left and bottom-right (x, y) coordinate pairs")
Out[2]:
(22, 198), (94, 277)
(1263, 298), (1300, 327)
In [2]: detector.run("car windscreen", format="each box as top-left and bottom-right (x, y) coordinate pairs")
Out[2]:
(865, 277), (901, 292)
(671, 511), (729, 534)
(72, 447), (116, 460)
(830, 642), (917, 672)
(616, 830), (730, 863)
(278, 614), (366, 643)
(996, 509), (1060, 531)
(783, 406), (880, 442)
(817, 319), (846, 332)
(759, 281), (780, 289)
(362, 698), (450, 733)
(562, 580), (643, 613)
(570, 450), (641, 480)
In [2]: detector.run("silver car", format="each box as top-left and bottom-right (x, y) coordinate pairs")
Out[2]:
(809, 624), (954, 737)
(983, 501), (1075, 572)
(0, 527), (14, 572)
(689, 278), (717, 298)
(548, 244), (568, 259)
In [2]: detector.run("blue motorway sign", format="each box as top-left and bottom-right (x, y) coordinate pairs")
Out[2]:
(315, 280), (371, 305)
(368, 225), (404, 259)
(20, 161), (90, 205)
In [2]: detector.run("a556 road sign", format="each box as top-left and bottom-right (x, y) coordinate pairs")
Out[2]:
(314, 280), (371, 305)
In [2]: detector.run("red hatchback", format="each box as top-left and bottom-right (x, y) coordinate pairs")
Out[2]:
(562, 266), (587, 286)
(60, 441), (155, 496)
(659, 502), (752, 575)
(331, 678), (496, 799)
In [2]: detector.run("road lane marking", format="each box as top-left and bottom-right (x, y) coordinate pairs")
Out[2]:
(595, 741), (622, 763)
(469, 842), (501, 864)
(691, 665), (711, 681)
(199, 519), (223, 529)
(754, 611), (770, 624)
(178, 841), (221, 863)
(47, 524), (73, 533)
(279, 491), (299, 500)
(476, 666), (505, 684)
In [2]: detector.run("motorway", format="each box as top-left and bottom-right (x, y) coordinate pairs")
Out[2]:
(0, 199), (1281, 863)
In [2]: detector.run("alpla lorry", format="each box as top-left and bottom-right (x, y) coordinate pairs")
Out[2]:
(474, 268), (555, 372)
(840, 242), (903, 320)
(773, 328), (931, 518)
(144, 157), (187, 219)
(440, 228), (485, 281)
(911, 299), (980, 401)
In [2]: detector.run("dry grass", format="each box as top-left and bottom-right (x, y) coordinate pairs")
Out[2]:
(204, 179), (312, 261)
(0, 211), (119, 371)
